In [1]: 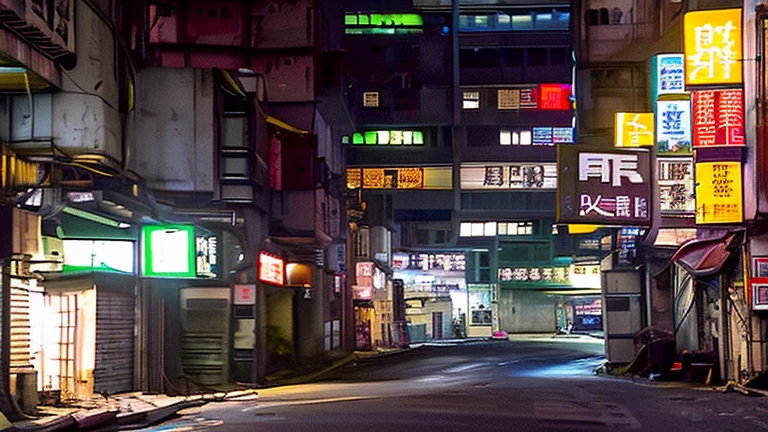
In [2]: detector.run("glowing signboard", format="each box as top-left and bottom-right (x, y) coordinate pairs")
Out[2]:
(558, 146), (651, 226)
(539, 84), (572, 110)
(258, 252), (285, 286)
(142, 225), (195, 278)
(615, 113), (654, 147)
(658, 157), (695, 214)
(351, 130), (424, 145)
(498, 266), (571, 286)
(460, 164), (557, 190)
(346, 167), (452, 190)
(655, 54), (685, 95)
(656, 100), (692, 154)
(692, 89), (744, 147)
(684, 8), (742, 86)
(695, 161), (743, 224)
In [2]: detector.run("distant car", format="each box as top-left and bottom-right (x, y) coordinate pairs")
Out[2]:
(490, 331), (509, 341)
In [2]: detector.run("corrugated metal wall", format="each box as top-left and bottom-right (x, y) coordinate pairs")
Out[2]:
(93, 291), (134, 394)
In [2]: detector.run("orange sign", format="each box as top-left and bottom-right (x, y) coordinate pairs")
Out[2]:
(684, 8), (742, 86)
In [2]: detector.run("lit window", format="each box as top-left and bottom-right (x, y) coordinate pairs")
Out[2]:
(484, 222), (496, 237)
(463, 91), (480, 109)
(520, 131), (532, 145)
(475, 15), (489, 28)
(498, 223), (507, 235)
(471, 223), (484, 237)
(500, 130), (511, 145)
(378, 130), (390, 144)
(512, 132), (520, 145)
(512, 14), (533, 30)
(460, 223), (472, 237)
(497, 13), (511, 27)
(363, 92), (379, 107)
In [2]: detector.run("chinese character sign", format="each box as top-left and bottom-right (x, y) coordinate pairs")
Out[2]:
(656, 54), (685, 95)
(658, 157), (695, 214)
(558, 146), (651, 225)
(539, 84), (572, 110)
(656, 100), (692, 154)
(498, 266), (571, 286)
(684, 8), (742, 86)
(692, 89), (744, 147)
(695, 161), (743, 224)
(615, 113), (654, 147)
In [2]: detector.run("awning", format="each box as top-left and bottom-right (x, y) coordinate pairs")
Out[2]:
(671, 230), (744, 277)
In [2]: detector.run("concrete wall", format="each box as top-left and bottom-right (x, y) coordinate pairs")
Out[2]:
(498, 290), (556, 333)
(52, 3), (122, 160)
(133, 68), (214, 192)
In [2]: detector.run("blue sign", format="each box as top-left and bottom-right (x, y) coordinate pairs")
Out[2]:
(656, 100), (692, 154)
(657, 54), (685, 95)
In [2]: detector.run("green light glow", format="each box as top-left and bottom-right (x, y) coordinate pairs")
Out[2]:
(364, 131), (378, 145)
(348, 130), (425, 145)
(352, 133), (364, 144)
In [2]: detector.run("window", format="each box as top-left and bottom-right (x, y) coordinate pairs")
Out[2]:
(463, 91), (480, 109)
(528, 48), (547, 66)
(363, 91), (379, 107)
(500, 130), (512, 145)
(500, 129), (532, 145)
(460, 221), (512, 237)
(497, 222), (534, 236)
(497, 89), (520, 110)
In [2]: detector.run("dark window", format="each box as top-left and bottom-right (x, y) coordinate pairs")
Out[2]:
(504, 48), (524, 67)
(527, 48), (547, 66)
(460, 48), (501, 68)
(550, 48), (567, 65)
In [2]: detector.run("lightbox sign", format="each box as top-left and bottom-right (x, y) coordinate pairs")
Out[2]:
(258, 252), (285, 286)
(498, 266), (570, 286)
(569, 264), (601, 289)
(656, 100), (692, 154)
(63, 240), (134, 274)
(350, 130), (424, 145)
(539, 84), (572, 110)
(460, 163), (557, 190)
(558, 146), (651, 226)
(532, 127), (574, 145)
(684, 8), (742, 86)
(345, 13), (424, 35)
(692, 89), (744, 147)
(615, 113), (654, 147)
(392, 253), (466, 272)
(196, 235), (217, 278)
(655, 54), (685, 96)
(658, 157), (695, 214)
(346, 167), (452, 190)
(695, 161), (743, 224)
(141, 225), (196, 278)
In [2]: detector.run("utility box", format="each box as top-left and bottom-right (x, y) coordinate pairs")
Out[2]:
(602, 257), (644, 364)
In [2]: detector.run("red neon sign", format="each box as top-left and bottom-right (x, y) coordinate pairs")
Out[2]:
(258, 252), (285, 286)
(539, 84), (572, 110)
(692, 89), (744, 147)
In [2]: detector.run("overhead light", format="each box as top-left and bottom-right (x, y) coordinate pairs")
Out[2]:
(62, 207), (131, 229)
(0, 67), (27, 74)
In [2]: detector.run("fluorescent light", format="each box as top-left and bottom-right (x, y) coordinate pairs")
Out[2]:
(63, 207), (131, 229)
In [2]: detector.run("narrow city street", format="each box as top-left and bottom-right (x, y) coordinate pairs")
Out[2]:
(149, 336), (768, 431)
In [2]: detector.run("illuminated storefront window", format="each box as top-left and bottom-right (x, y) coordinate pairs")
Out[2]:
(345, 13), (424, 34)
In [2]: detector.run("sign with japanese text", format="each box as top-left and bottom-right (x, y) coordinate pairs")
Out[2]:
(695, 161), (743, 224)
(692, 89), (744, 147)
(519, 87), (538, 109)
(392, 253), (466, 272)
(615, 113), (654, 147)
(539, 84), (572, 110)
(498, 266), (571, 287)
(558, 146), (651, 226)
(461, 163), (557, 190)
(656, 100), (692, 154)
(258, 252), (285, 286)
(658, 157), (695, 214)
(684, 8), (742, 86)
(233, 284), (256, 305)
(655, 54), (686, 96)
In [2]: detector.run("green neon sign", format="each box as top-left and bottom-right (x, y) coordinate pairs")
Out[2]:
(141, 224), (196, 278)
(345, 13), (424, 34)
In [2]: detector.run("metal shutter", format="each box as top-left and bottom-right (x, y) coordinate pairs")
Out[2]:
(93, 291), (134, 394)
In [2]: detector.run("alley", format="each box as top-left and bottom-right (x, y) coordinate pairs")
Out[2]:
(150, 336), (768, 431)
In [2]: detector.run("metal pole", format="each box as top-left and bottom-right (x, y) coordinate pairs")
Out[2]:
(0, 259), (22, 419)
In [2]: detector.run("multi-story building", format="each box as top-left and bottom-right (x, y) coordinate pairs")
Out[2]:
(0, 0), (354, 416)
(568, 0), (768, 385)
(342, 0), (586, 341)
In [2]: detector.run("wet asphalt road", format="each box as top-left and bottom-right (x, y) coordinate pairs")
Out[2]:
(149, 336), (768, 432)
